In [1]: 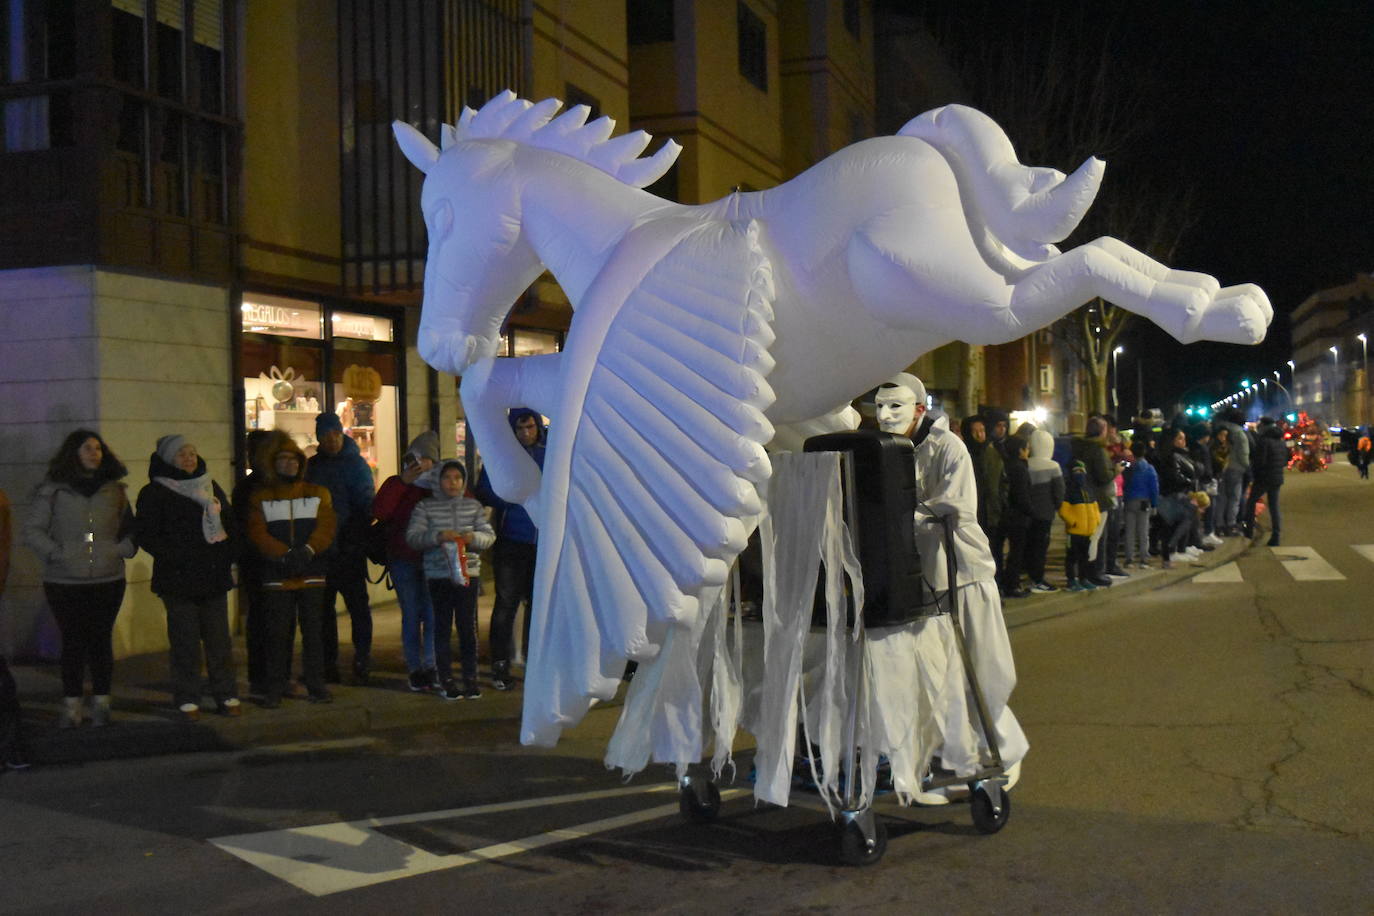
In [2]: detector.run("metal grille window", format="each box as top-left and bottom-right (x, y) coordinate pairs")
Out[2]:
(339, 0), (524, 296)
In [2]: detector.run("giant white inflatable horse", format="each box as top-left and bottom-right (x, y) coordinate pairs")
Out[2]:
(394, 91), (1270, 753)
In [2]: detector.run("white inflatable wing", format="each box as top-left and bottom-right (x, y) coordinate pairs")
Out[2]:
(521, 219), (778, 746)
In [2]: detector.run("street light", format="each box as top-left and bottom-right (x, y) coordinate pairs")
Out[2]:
(1331, 346), (1341, 423)
(1358, 333), (1369, 425)
(1112, 345), (1123, 414)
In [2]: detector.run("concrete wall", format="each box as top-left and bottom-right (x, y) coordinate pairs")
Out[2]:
(0, 266), (233, 660)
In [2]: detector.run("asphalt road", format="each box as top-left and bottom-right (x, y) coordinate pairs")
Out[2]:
(3, 465), (1372, 914)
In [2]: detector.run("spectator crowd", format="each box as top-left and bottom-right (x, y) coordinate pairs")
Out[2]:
(0, 411), (547, 770)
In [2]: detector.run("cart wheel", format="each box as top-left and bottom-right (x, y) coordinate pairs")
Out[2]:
(970, 785), (1011, 834)
(679, 780), (722, 823)
(838, 817), (888, 866)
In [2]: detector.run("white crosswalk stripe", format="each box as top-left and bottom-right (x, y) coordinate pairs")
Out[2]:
(1187, 547), (1359, 584)
(1350, 545), (1374, 565)
(1271, 545), (1346, 580)
(210, 782), (747, 896)
(1194, 562), (1243, 583)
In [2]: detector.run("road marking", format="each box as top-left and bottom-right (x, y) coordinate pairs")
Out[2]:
(1271, 545), (1346, 581)
(1194, 562), (1243, 583)
(211, 782), (747, 896)
(1351, 545), (1374, 565)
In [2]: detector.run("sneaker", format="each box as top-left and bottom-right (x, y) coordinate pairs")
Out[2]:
(1086, 575), (1113, 588)
(1031, 581), (1058, 592)
(463, 681), (482, 700)
(178, 702), (201, 722)
(490, 661), (513, 692)
(1267, 537), (1280, 547)
(307, 689), (333, 704)
(218, 698), (243, 717)
(408, 670), (432, 692)
(1162, 559), (1174, 569)
(1203, 534), (1223, 547)
(57, 697), (83, 729)
(439, 679), (465, 701)
(1106, 568), (1130, 579)
(424, 668), (442, 690)
(89, 696), (112, 728)
(3, 748), (30, 771)
(1002, 588), (1031, 599)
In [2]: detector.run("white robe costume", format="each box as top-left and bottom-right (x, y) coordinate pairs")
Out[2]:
(908, 411), (1029, 779)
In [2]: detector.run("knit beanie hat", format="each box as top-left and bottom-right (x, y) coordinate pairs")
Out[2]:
(404, 430), (440, 464)
(315, 411), (344, 437)
(156, 434), (188, 465)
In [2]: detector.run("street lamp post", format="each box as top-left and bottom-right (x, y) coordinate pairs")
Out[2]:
(1112, 345), (1123, 416)
(1358, 333), (1368, 425)
(1330, 346), (1340, 424)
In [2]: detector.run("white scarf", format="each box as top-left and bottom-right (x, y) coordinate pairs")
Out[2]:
(155, 474), (228, 544)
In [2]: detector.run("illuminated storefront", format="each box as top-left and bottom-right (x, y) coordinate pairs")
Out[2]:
(240, 292), (405, 484)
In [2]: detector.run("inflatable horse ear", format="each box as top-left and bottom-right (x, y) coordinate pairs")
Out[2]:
(393, 121), (439, 174)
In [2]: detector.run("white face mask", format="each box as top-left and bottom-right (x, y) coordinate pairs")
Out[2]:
(875, 385), (919, 435)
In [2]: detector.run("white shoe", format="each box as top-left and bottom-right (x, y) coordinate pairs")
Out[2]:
(912, 790), (951, 806)
(1203, 534), (1223, 547)
(58, 696), (83, 729)
(89, 695), (112, 728)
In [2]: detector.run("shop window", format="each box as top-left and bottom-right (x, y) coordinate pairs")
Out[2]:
(330, 348), (400, 482)
(511, 328), (560, 357)
(241, 294), (323, 339)
(331, 310), (394, 342)
(737, 2), (767, 92)
(241, 338), (326, 457)
(1039, 363), (1055, 393)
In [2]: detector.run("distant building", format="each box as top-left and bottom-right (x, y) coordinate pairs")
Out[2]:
(1289, 273), (1374, 427)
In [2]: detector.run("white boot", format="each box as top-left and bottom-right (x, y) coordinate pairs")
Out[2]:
(58, 696), (83, 729)
(89, 695), (112, 728)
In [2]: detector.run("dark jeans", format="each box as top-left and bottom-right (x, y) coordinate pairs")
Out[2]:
(999, 522), (1028, 592)
(163, 593), (237, 706)
(262, 588), (326, 698)
(428, 578), (480, 683)
(1024, 519), (1052, 583)
(321, 549), (372, 674)
(489, 540), (537, 666)
(1244, 483), (1282, 540)
(45, 580), (125, 697)
(1065, 534), (1092, 582)
(1095, 505), (1122, 573)
(0, 656), (22, 756)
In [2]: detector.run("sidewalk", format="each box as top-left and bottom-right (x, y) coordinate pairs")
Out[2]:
(10, 530), (1253, 766)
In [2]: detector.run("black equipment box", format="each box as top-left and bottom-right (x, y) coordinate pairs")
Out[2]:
(804, 429), (936, 628)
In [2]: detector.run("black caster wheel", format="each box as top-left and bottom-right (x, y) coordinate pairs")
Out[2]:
(838, 817), (888, 866)
(679, 780), (722, 823)
(970, 784), (1011, 834)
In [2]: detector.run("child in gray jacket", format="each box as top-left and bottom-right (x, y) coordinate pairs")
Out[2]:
(406, 462), (494, 699)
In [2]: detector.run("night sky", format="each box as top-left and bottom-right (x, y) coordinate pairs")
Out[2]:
(907, 1), (1374, 412)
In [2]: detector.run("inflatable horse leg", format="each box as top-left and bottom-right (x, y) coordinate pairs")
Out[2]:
(1009, 238), (1271, 345)
(460, 353), (562, 514)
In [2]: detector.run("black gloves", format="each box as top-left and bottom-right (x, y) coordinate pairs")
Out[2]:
(282, 545), (314, 577)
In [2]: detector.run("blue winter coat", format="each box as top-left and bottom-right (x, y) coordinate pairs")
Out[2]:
(475, 408), (545, 545)
(305, 435), (375, 543)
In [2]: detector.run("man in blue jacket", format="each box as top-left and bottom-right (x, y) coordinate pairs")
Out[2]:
(475, 408), (544, 691)
(307, 412), (376, 684)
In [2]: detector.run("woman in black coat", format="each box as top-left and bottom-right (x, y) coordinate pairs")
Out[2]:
(1244, 417), (1288, 546)
(135, 435), (239, 720)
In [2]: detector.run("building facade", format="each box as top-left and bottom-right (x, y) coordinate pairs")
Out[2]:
(1289, 273), (1374, 428)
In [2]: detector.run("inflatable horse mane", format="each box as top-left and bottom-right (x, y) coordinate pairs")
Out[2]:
(395, 90), (1270, 756)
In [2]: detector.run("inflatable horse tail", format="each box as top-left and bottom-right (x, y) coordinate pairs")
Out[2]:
(899, 104), (1105, 263)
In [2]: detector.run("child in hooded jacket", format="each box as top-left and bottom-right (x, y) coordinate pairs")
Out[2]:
(407, 462), (494, 699)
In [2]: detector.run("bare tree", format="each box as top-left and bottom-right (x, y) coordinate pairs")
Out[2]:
(923, 3), (1197, 415)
